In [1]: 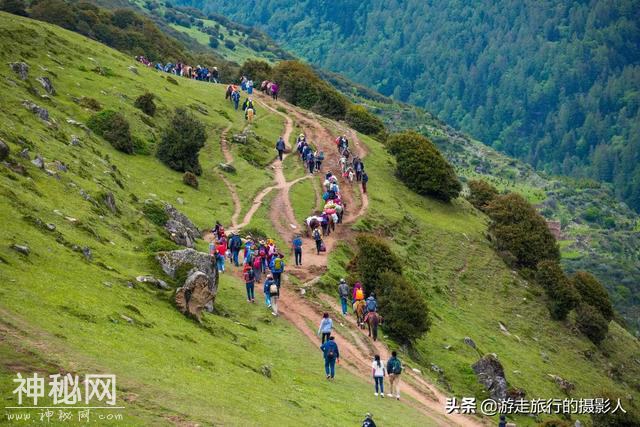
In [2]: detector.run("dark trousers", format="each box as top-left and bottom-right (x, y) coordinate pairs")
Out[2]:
(324, 357), (336, 378)
(245, 282), (255, 300)
(308, 161), (314, 173)
(294, 248), (302, 265)
(321, 332), (331, 344)
(315, 239), (322, 254)
(362, 182), (367, 193)
(277, 150), (283, 161)
(315, 160), (321, 171)
(374, 376), (384, 393)
(273, 272), (282, 286)
(232, 249), (240, 266)
(356, 170), (362, 181)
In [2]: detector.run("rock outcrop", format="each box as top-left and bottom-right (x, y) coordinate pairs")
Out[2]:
(156, 248), (218, 319)
(471, 354), (508, 401)
(9, 62), (29, 80)
(163, 204), (199, 248)
(36, 76), (55, 95)
(22, 100), (49, 122)
(0, 139), (9, 162)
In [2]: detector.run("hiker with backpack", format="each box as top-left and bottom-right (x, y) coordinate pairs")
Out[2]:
(317, 312), (333, 344)
(338, 279), (350, 316)
(270, 253), (285, 286)
(312, 227), (324, 255)
(292, 234), (303, 266)
(315, 150), (324, 171)
(320, 336), (340, 380)
(252, 250), (263, 283)
(269, 276), (280, 316)
(228, 232), (242, 267)
(275, 136), (286, 161)
(372, 355), (386, 397)
(353, 282), (364, 305)
(243, 236), (254, 265)
(263, 274), (275, 308)
(365, 293), (377, 313)
(362, 172), (369, 194)
(231, 89), (240, 111)
(307, 150), (315, 174)
(243, 264), (256, 303)
(386, 351), (403, 400)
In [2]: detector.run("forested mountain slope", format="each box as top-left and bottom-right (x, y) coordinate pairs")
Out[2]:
(177, 0), (640, 211)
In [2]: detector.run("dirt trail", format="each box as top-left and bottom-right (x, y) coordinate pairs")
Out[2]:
(209, 94), (486, 426)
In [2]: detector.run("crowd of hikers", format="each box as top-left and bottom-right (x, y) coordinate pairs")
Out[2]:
(135, 55), (220, 82)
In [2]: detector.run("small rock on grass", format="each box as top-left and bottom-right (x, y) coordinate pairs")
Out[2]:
(10, 244), (30, 256)
(0, 139), (9, 161)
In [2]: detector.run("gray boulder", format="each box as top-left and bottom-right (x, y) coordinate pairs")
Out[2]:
(9, 62), (29, 80)
(19, 148), (29, 159)
(164, 204), (199, 248)
(102, 192), (118, 214)
(70, 135), (80, 146)
(218, 162), (236, 173)
(22, 100), (49, 122)
(36, 76), (56, 95)
(0, 139), (9, 162)
(471, 354), (508, 401)
(10, 244), (30, 256)
(136, 275), (170, 290)
(156, 248), (218, 318)
(31, 155), (44, 169)
(463, 336), (477, 349)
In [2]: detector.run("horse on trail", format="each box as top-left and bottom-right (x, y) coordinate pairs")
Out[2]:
(353, 300), (366, 329)
(364, 311), (382, 341)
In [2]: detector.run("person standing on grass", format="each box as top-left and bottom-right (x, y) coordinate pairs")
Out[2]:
(292, 234), (303, 266)
(269, 276), (280, 316)
(386, 351), (403, 400)
(231, 89), (240, 111)
(243, 263), (255, 303)
(362, 171), (369, 194)
(263, 273), (275, 308)
(372, 355), (386, 397)
(338, 279), (350, 316)
(275, 136), (286, 161)
(317, 312), (333, 343)
(320, 336), (340, 380)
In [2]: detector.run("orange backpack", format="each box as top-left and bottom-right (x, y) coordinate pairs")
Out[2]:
(355, 288), (364, 300)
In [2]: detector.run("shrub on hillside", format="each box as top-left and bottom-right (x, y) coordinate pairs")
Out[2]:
(467, 179), (499, 213)
(347, 234), (402, 297)
(486, 193), (560, 269)
(571, 272), (614, 321)
(134, 92), (156, 116)
(142, 201), (168, 226)
(271, 60), (349, 120)
(536, 261), (579, 320)
(87, 110), (134, 154)
(208, 35), (219, 48)
(378, 271), (430, 344)
(1, 0), (27, 16)
(345, 104), (385, 137)
(157, 108), (206, 175)
(386, 131), (461, 202)
(238, 59), (272, 84)
(182, 171), (199, 189)
(590, 393), (640, 426)
(575, 303), (609, 345)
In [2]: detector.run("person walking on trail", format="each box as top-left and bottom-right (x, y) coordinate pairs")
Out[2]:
(263, 274), (275, 308)
(386, 351), (403, 400)
(338, 279), (350, 316)
(372, 354), (386, 397)
(270, 82), (279, 100)
(231, 89), (240, 111)
(315, 150), (324, 171)
(317, 312), (333, 343)
(247, 79), (254, 95)
(269, 276), (280, 316)
(229, 232), (242, 266)
(362, 413), (377, 427)
(211, 66), (219, 83)
(354, 157), (364, 182)
(275, 136), (286, 161)
(292, 234), (303, 266)
(320, 336), (340, 380)
(270, 253), (285, 286)
(307, 150), (315, 174)
(312, 227), (323, 255)
(362, 171), (369, 194)
(252, 251), (263, 283)
(243, 264), (256, 303)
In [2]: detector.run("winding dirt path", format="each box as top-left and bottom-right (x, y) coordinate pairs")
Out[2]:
(207, 95), (486, 426)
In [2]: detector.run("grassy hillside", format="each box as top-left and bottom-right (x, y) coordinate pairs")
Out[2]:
(0, 13), (432, 426)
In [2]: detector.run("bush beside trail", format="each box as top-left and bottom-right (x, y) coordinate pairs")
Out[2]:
(157, 108), (206, 175)
(467, 179), (499, 213)
(387, 131), (461, 202)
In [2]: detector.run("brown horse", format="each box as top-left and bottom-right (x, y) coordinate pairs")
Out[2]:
(364, 311), (382, 341)
(353, 300), (366, 329)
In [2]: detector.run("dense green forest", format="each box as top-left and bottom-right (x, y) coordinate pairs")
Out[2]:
(178, 0), (640, 211)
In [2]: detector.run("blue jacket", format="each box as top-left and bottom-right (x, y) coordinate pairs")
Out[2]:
(263, 278), (275, 294)
(276, 138), (285, 151)
(270, 257), (285, 273)
(292, 237), (303, 249)
(320, 340), (339, 359)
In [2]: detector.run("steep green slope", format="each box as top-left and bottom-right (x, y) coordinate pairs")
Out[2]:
(0, 13), (431, 426)
(177, 0), (640, 213)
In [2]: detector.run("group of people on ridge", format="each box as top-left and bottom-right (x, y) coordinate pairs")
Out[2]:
(136, 56), (220, 82)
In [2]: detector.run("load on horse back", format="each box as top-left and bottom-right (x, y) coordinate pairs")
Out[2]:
(353, 300), (366, 329)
